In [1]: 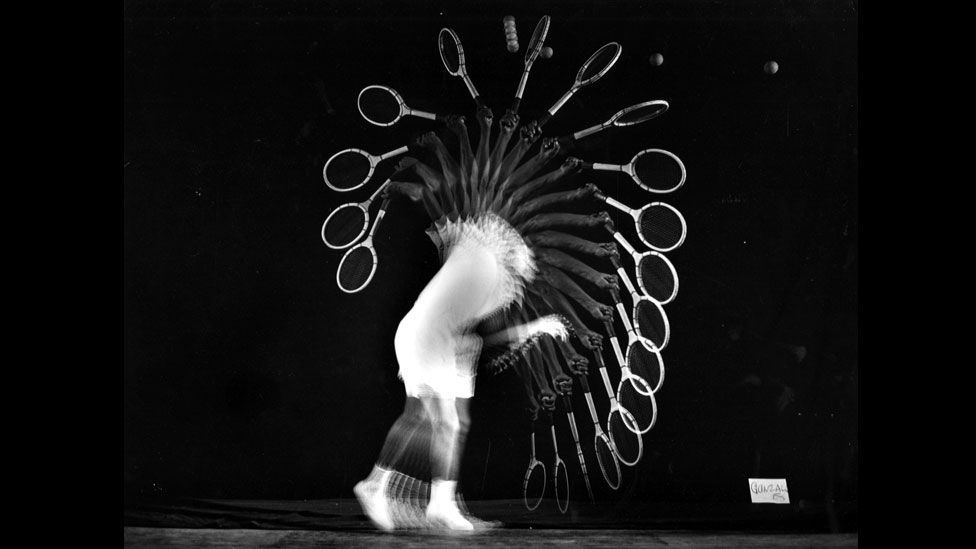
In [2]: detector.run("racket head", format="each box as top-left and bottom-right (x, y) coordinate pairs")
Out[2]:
(524, 15), (551, 65)
(357, 85), (406, 127)
(323, 148), (376, 192)
(553, 456), (569, 514)
(438, 27), (464, 76)
(607, 406), (644, 465)
(625, 339), (665, 394)
(635, 251), (679, 304)
(611, 100), (670, 127)
(576, 42), (622, 87)
(617, 373), (658, 434)
(523, 460), (547, 511)
(636, 202), (688, 252)
(594, 431), (622, 490)
(336, 241), (378, 293)
(630, 148), (687, 194)
(632, 297), (671, 351)
(321, 203), (369, 250)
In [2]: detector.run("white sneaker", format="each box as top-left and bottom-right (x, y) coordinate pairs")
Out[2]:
(354, 480), (395, 531)
(426, 501), (474, 531)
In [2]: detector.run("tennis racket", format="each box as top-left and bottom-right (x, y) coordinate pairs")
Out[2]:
(558, 100), (669, 146)
(438, 28), (483, 106)
(587, 345), (644, 466)
(357, 85), (442, 127)
(596, 189), (688, 253)
(548, 411), (570, 514)
(522, 428), (547, 511)
(607, 229), (680, 305)
(609, 251), (671, 351)
(582, 148), (687, 194)
(561, 393), (594, 502)
(538, 42), (623, 127)
(601, 316), (659, 436)
(576, 370), (622, 490)
(608, 288), (665, 395)
(511, 15), (551, 113)
(320, 178), (391, 250)
(335, 196), (392, 293)
(323, 146), (411, 192)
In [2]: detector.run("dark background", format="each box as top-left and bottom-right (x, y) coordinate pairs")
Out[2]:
(123, 0), (857, 529)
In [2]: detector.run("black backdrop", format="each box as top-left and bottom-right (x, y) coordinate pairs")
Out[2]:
(123, 0), (857, 524)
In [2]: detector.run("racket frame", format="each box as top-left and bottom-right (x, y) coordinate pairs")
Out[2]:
(357, 85), (438, 127)
(589, 349), (644, 466)
(320, 178), (391, 249)
(513, 15), (551, 111)
(550, 422), (570, 514)
(323, 146), (409, 192)
(613, 231), (680, 303)
(613, 257), (672, 350)
(438, 27), (482, 105)
(581, 383), (622, 490)
(522, 431), (547, 511)
(543, 42), (623, 121)
(335, 196), (391, 293)
(565, 99), (670, 143)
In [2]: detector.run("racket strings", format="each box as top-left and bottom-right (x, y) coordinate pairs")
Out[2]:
(627, 343), (664, 393)
(524, 462), (547, 507)
(580, 44), (619, 83)
(638, 256), (677, 303)
(594, 434), (621, 489)
(323, 207), (368, 248)
(633, 152), (684, 192)
(634, 300), (668, 349)
(326, 152), (372, 190)
(338, 246), (376, 292)
(618, 379), (656, 433)
(607, 410), (642, 465)
(639, 207), (685, 250)
(360, 87), (402, 125)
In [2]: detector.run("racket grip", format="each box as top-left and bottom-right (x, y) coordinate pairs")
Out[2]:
(511, 97), (522, 114)
(536, 112), (552, 128)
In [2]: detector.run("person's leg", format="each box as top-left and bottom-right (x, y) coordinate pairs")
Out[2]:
(355, 396), (431, 531)
(422, 395), (473, 530)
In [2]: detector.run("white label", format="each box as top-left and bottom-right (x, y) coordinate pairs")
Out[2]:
(748, 478), (790, 504)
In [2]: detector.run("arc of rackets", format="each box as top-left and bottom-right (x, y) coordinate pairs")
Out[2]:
(357, 85), (442, 127)
(602, 312), (660, 435)
(438, 28), (483, 106)
(511, 15), (551, 113)
(538, 42), (623, 128)
(540, 334), (621, 491)
(335, 196), (392, 294)
(323, 146), (411, 192)
(609, 251), (671, 351)
(320, 178), (391, 250)
(582, 148), (687, 194)
(587, 346), (644, 466)
(557, 100), (669, 146)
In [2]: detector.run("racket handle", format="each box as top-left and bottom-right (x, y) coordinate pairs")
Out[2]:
(368, 196), (393, 237)
(536, 112), (552, 128)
